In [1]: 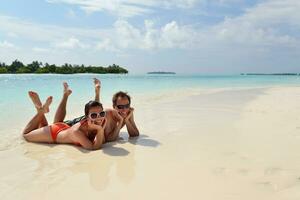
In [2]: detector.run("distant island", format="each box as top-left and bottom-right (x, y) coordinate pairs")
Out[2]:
(241, 73), (299, 76)
(147, 71), (176, 74)
(0, 60), (128, 74)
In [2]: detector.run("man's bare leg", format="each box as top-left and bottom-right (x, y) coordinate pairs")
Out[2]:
(53, 82), (72, 123)
(29, 91), (48, 128)
(23, 93), (52, 135)
(94, 78), (101, 102)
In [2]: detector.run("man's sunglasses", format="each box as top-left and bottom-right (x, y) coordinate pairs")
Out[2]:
(89, 111), (106, 119)
(116, 104), (130, 109)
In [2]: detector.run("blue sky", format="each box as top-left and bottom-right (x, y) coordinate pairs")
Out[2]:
(0, 0), (299, 74)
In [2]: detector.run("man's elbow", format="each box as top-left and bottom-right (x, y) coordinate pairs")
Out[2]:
(105, 133), (118, 142)
(105, 136), (117, 142)
(92, 146), (102, 150)
(82, 144), (96, 151)
(83, 146), (93, 151)
(83, 146), (101, 151)
(129, 131), (139, 137)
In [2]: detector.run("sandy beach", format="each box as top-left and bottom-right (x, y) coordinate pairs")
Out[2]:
(1, 86), (300, 200)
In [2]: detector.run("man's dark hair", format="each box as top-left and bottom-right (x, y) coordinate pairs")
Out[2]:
(112, 91), (131, 106)
(84, 100), (103, 116)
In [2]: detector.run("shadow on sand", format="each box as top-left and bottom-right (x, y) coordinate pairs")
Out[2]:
(128, 134), (161, 147)
(23, 132), (161, 156)
(101, 133), (161, 157)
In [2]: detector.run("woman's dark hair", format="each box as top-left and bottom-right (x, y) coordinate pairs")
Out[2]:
(84, 100), (103, 116)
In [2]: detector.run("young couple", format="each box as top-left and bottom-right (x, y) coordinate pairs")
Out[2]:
(22, 78), (139, 150)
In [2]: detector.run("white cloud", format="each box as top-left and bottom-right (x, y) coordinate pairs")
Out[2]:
(66, 8), (77, 19)
(212, 0), (300, 47)
(0, 15), (107, 43)
(242, 0), (300, 27)
(62, 19), (194, 51)
(143, 20), (159, 49)
(7, 32), (19, 38)
(96, 38), (119, 52)
(114, 20), (143, 48)
(32, 47), (51, 53)
(46, 0), (203, 17)
(106, 19), (196, 50)
(47, 0), (152, 17)
(0, 14), (196, 52)
(45, 0), (250, 18)
(90, 0), (300, 50)
(54, 36), (90, 49)
(0, 40), (16, 48)
(217, 0), (244, 4)
(159, 21), (195, 48)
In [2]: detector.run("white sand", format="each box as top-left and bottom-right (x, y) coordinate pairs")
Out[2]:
(1, 86), (300, 200)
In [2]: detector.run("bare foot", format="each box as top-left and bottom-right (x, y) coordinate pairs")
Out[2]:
(42, 96), (53, 113)
(63, 82), (72, 96)
(28, 91), (43, 110)
(94, 78), (101, 93)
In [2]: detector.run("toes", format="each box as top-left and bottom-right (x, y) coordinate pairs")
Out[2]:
(63, 82), (69, 89)
(63, 82), (72, 95)
(42, 96), (53, 113)
(28, 91), (35, 97)
(29, 91), (39, 99)
(45, 96), (53, 104)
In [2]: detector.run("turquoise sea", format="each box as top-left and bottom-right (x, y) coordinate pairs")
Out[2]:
(1, 74), (300, 132)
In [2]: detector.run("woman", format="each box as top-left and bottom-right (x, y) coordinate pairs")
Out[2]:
(22, 82), (106, 150)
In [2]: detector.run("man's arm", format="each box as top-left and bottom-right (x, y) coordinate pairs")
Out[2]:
(94, 78), (101, 102)
(125, 108), (139, 137)
(105, 110), (124, 142)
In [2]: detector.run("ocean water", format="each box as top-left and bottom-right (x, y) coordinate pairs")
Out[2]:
(0, 74), (300, 134)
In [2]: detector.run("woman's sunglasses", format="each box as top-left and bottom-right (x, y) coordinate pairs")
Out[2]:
(89, 111), (106, 119)
(116, 104), (130, 109)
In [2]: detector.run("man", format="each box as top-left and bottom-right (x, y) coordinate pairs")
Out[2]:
(112, 91), (139, 137)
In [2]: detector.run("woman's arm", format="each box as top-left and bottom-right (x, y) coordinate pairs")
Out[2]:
(72, 122), (105, 150)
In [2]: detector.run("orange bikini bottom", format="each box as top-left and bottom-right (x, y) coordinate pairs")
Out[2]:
(50, 122), (70, 143)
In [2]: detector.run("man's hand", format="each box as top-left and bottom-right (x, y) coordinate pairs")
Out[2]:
(123, 107), (139, 137)
(113, 110), (124, 123)
(94, 78), (101, 90)
(125, 107), (134, 123)
(94, 78), (101, 102)
(105, 110), (123, 142)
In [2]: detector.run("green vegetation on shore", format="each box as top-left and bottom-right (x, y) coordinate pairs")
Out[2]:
(0, 60), (128, 74)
